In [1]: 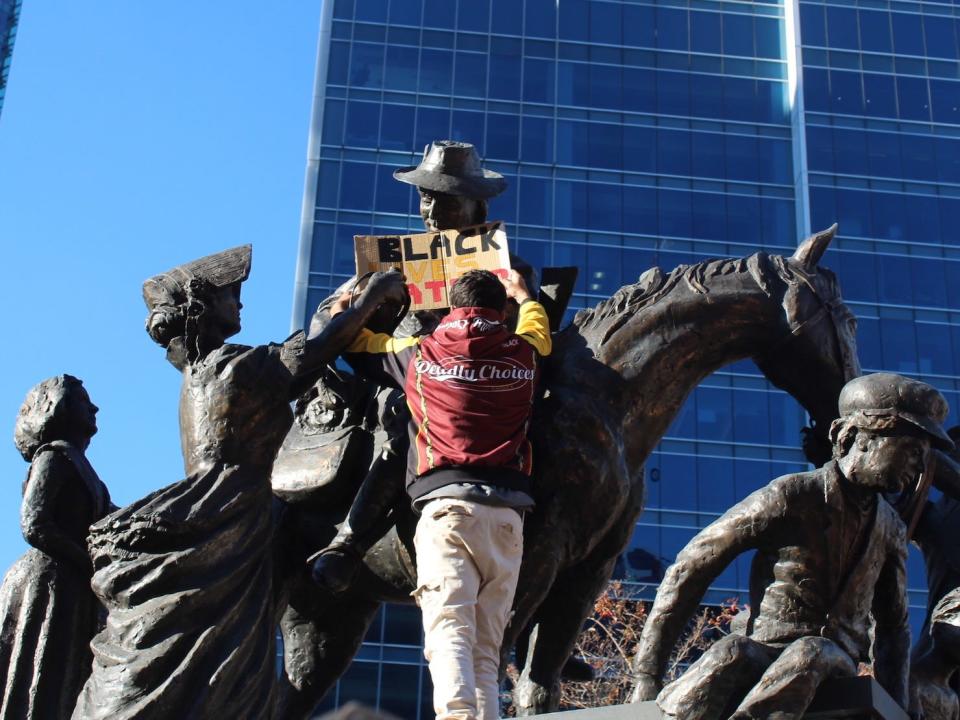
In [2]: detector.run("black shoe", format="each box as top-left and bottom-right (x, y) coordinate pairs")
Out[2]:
(310, 547), (361, 594)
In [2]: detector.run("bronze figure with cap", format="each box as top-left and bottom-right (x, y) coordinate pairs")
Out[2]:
(633, 372), (952, 720)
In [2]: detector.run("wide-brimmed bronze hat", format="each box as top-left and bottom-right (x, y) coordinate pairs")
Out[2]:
(394, 141), (507, 199)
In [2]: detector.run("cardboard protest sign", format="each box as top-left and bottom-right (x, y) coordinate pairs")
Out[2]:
(354, 222), (511, 311)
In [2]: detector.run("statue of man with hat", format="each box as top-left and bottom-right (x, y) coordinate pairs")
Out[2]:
(633, 372), (953, 720)
(308, 140), (515, 593)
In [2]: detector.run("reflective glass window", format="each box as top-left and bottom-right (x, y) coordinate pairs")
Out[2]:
(520, 116), (553, 164)
(655, 128), (688, 178)
(451, 110), (485, 151)
(423, 0), (455, 29)
(878, 253), (913, 304)
(912, 257), (949, 309)
(328, 41), (350, 85)
(525, 0), (556, 38)
(809, 187), (837, 235)
(310, 223), (335, 274)
(858, 10), (892, 53)
(936, 137), (960, 185)
(897, 76), (931, 122)
(420, 49), (453, 94)
(491, 0), (522, 35)
(355, 0), (386, 22)
(723, 13), (753, 57)
(350, 43), (385, 89)
(345, 101), (381, 146)
(380, 664), (421, 719)
(697, 387), (734, 442)
(832, 128), (868, 176)
(880, 318), (919, 374)
(554, 180), (589, 228)
(457, 0), (488, 32)
(623, 186), (657, 233)
(486, 112), (519, 160)
(923, 15), (957, 59)
(590, 64), (622, 110)
(755, 16), (782, 60)
(725, 135), (758, 182)
(863, 73), (896, 118)
(757, 80), (789, 125)
(523, 58), (554, 104)
(556, 119), (588, 166)
(415, 107), (450, 148)
(834, 188), (871, 237)
(322, 99), (345, 144)
(623, 67), (656, 114)
(588, 183), (621, 231)
(385, 45), (419, 91)
(518, 176), (552, 226)
(806, 125), (834, 173)
(760, 197), (793, 248)
(767, 392), (803, 447)
(690, 10), (720, 55)
(587, 245), (622, 294)
(892, 13), (924, 56)
(804, 68), (831, 113)
(333, 0), (354, 20)
(693, 192), (726, 241)
(758, 137), (791, 184)
(726, 194), (760, 244)
(334, 224), (366, 275)
(931, 80), (960, 126)
(946, 257), (960, 306)
(940, 198), (960, 249)
(590, 1), (621, 45)
(590, 121), (622, 170)
(660, 71), (690, 117)
(866, 131), (901, 179)
(901, 134), (936, 181)
(691, 131), (724, 179)
(496, 178), (518, 224)
(557, 61), (589, 107)
(338, 662), (379, 707)
(734, 390), (770, 444)
(656, 7), (688, 52)
(800, 3), (826, 47)
(659, 454), (695, 510)
(698, 458), (735, 519)
(723, 77), (756, 122)
(623, 4), (656, 49)
(340, 164), (376, 211)
(826, 6), (858, 51)
(830, 70), (864, 116)
(376, 164), (411, 213)
(903, 194), (941, 247)
(489, 52), (522, 101)
(834, 249), (878, 303)
(659, 188), (692, 238)
(316, 163), (340, 208)
(916, 322), (953, 378)
(455, 52), (487, 98)
(857, 317), (883, 371)
(558, 0), (588, 41)
(552, 242), (588, 289)
(869, 191), (904, 241)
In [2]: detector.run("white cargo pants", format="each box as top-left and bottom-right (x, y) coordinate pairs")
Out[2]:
(413, 498), (524, 720)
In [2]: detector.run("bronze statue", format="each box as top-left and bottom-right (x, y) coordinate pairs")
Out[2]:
(0, 375), (112, 718)
(912, 587), (960, 720)
(633, 372), (952, 720)
(275, 225), (862, 717)
(71, 246), (406, 720)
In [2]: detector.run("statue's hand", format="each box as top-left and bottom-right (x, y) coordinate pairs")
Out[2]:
(365, 269), (409, 307)
(632, 671), (662, 702)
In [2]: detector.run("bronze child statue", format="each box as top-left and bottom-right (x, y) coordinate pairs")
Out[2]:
(0, 375), (112, 718)
(71, 246), (406, 720)
(633, 372), (951, 719)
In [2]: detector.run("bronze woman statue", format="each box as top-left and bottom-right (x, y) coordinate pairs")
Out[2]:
(0, 375), (112, 719)
(71, 246), (406, 720)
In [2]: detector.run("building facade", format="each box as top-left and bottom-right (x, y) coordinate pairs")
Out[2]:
(0, 0), (21, 118)
(291, 0), (960, 716)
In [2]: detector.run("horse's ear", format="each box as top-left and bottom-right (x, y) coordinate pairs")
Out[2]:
(792, 223), (837, 271)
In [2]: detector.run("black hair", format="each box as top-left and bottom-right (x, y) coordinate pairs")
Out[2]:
(449, 269), (506, 312)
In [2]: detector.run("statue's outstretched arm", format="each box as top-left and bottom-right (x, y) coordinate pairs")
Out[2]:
(634, 485), (778, 687)
(871, 526), (910, 709)
(21, 449), (92, 576)
(282, 271), (408, 387)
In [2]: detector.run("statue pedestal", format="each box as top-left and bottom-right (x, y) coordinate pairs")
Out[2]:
(534, 676), (909, 720)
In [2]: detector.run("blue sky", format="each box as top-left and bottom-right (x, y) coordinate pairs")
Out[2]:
(0, 2), (321, 570)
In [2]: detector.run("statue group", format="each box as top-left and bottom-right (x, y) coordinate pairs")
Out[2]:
(2, 141), (958, 720)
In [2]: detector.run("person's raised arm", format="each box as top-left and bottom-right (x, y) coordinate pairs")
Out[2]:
(502, 269), (551, 357)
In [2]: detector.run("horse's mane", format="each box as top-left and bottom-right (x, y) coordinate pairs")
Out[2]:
(573, 251), (793, 346)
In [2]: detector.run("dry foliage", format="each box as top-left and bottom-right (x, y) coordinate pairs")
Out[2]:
(502, 582), (744, 714)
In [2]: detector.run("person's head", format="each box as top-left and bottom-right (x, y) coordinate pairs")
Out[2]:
(14, 375), (97, 460)
(831, 373), (952, 493)
(394, 141), (506, 231)
(142, 245), (250, 366)
(449, 270), (507, 313)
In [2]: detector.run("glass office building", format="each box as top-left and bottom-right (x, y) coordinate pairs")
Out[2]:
(0, 0), (21, 118)
(291, 0), (960, 715)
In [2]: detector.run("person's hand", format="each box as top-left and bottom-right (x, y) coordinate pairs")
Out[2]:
(365, 269), (409, 306)
(500, 269), (531, 303)
(632, 671), (662, 702)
